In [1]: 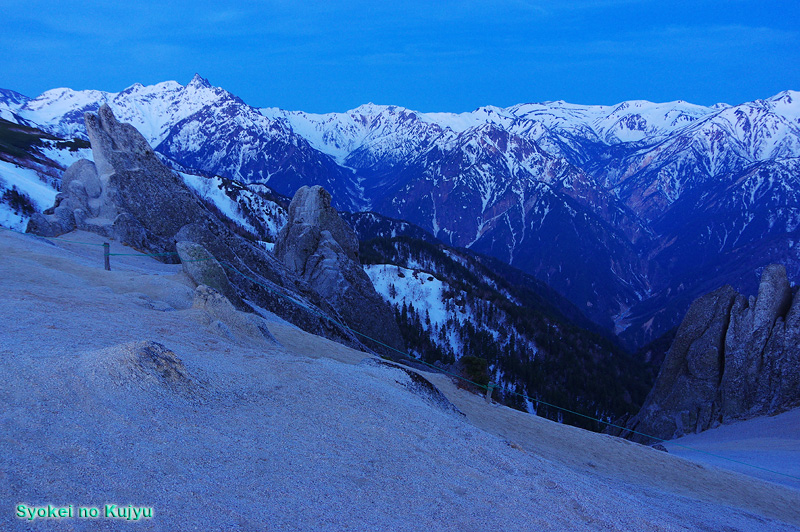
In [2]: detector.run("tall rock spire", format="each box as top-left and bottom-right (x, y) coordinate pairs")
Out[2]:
(623, 265), (800, 443)
(275, 185), (405, 355)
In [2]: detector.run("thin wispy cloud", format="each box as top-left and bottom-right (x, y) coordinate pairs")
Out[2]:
(529, 24), (800, 59)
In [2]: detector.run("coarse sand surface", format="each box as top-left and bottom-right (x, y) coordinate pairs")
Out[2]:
(1, 229), (799, 531)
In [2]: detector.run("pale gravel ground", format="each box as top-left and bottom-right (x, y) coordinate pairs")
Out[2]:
(1, 229), (799, 531)
(664, 407), (800, 490)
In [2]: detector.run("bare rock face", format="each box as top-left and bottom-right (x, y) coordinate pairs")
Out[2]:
(275, 185), (359, 273)
(624, 265), (800, 443)
(275, 186), (405, 354)
(29, 105), (208, 252)
(719, 265), (793, 420)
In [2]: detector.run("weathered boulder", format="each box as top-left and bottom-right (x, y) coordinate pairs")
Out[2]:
(275, 185), (359, 273)
(28, 104), (208, 253)
(623, 265), (800, 443)
(176, 242), (245, 311)
(192, 285), (278, 347)
(275, 186), (405, 354)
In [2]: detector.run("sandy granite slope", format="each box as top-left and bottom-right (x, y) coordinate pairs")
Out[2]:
(663, 407), (800, 490)
(1, 228), (798, 531)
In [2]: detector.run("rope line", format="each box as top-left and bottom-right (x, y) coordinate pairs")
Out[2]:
(3, 223), (799, 483)
(50, 238), (107, 247)
(108, 251), (180, 257)
(218, 259), (800, 484)
(216, 260), (491, 390)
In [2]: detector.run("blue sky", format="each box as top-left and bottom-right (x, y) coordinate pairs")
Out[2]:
(1, 0), (798, 112)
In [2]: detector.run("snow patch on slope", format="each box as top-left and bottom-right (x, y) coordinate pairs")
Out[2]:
(0, 160), (57, 230)
(39, 142), (93, 168)
(366, 264), (450, 328)
(182, 172), (256, 232)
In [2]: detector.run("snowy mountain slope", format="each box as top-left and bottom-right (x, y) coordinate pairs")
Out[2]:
(158, 99), (366, 211)
(0, 88), (31, 122)
(509, 98), (716, 145)
(6, 75), (240, 146)
(617, 157), (800, 347)
(264, 97), (719, 164)
(0, 118), (91, 230)
(0, 160), (57, 230)
(366, 264), (454, 334)
(0, 88), (30, 107)
(181, 173), (288, 245)
(359, 235), (652, 428)
(262, 103), (512, 165)
(602, 91), (800, 220)
(361, 123), (651, 329)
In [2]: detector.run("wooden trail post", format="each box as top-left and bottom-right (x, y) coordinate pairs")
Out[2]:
(485, 382), (496, 404)
(103, 242), (110, 271)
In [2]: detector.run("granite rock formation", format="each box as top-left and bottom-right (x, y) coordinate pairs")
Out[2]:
(28, 105), (207, 251)
(26, 105), (393, 353)
(275, 185), (405, 354)
(624, 264), (800, 443)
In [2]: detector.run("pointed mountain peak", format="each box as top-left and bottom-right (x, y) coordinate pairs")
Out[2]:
(188, 73), (212, 89)
(350, 102), (392, 116)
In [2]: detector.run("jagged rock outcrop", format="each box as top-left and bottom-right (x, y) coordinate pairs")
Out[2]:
(624, 264), (800, 443)
(26, 105), (374, 352)
(275, 185), (405, 354)
(28, 105), (208, 251)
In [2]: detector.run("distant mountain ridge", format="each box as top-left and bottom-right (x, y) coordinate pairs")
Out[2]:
(2, 76), (799, 348)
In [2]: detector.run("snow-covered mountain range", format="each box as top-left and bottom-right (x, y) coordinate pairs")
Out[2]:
(2, 75), (799, 347)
